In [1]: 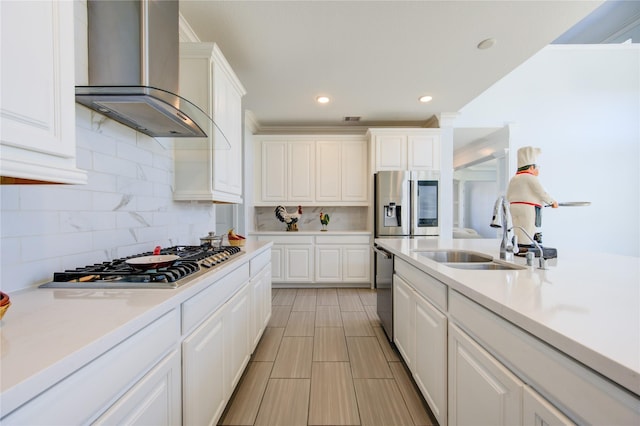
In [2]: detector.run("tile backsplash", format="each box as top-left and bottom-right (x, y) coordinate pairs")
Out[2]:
(0, 108), (217, 293)
(254, 206), (369, 232)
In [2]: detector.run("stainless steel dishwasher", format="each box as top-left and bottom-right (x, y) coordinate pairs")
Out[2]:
(373, 244), (394, 342)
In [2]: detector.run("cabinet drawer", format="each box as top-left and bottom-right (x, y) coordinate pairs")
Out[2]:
(257, 235), (314, 245)
(395, 258), (446, 312)
(182, 263), (250, 334)
(449, 290), (640, 425)
(250, 250), (271, 275)
(316, 235), (370, 245)
(1, 310), (179, 425)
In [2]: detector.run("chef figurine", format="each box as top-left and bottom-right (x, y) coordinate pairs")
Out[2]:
(506, 146), (558, 247)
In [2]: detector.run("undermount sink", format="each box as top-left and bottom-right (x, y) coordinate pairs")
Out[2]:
(415, 250), (493, 263)
(445, 262), (526, 271)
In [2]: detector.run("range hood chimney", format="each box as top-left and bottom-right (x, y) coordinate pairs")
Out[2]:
(76, 0), (217, 139)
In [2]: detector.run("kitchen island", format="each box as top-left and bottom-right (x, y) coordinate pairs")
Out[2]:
(0, 242), (272, 425)
(376, 237), (639, 425)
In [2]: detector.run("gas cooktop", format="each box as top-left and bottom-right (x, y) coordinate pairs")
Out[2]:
(39, 245), (243, 289)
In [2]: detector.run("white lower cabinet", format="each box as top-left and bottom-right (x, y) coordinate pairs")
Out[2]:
(94, 350), (182, 426)
(523, 385), (576, 426)
(251, 265), (272, 350)
(257, 234), (370, 285)
(285, 245), (314, 282)
(182, 307), (226, 426)
(448, 323), (522, 426)
(393, 272), (447, 426)
(224, 284), (251, 391)
(414, 292), (447, 425)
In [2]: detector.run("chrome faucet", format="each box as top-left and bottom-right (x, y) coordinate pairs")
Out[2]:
(491, 196), (548, 269)
(513, 226), (547, 270)
(490, 196), (518, 261)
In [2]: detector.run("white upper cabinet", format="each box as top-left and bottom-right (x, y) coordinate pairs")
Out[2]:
(174, 43), (246, 203)
(0, 1), (87, 184)
(255, 135), (368, 205)
(369, 128), (441, 172)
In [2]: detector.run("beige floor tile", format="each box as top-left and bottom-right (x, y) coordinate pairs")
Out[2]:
(389, 362), (438, 426)
(364, 305), (382, 326)
(254, 379), (310, 426)
(373, 326), (400, 362)
(338, 291), (365, 311)
(309, 362), (360, 425)
(358, 290), (377, 306)
(220, 362), (273, 425)
(252, 327), (284, 362)
(271, 336), (314, 378)
(353, 379), (415, 426)
(269, 305), (292, 327)
(293, 289), (317, 311)
(342, 311), (375, 336)
(313, 327), (348, 361)
(347, 336), (393, 379)
(315, 305), (343, 327)
(272, 288), (298, 305)
(316, 288), (339, 305)
(284, 311), (316, 336)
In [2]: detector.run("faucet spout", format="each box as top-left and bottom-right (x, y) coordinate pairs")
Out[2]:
(490, 196), (518, 261)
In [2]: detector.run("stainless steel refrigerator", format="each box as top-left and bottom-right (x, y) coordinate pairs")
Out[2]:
(374, 170), (439, 341)
(374, 170), (439, 238)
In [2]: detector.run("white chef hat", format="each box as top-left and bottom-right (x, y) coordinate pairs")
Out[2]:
(517, 146), (541, 169)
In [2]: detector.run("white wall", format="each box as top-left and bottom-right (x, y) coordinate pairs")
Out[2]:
(0, 109), (218, 293)
(456, 44), (639, 257)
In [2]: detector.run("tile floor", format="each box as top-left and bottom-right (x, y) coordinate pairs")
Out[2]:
(218, 288), (438, 426)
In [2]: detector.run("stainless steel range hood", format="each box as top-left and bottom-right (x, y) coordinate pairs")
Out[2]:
(76, 0), (219, 139)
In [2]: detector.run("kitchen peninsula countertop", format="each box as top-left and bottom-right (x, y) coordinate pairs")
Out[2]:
(375, 238), (640, 397)
(0, 241), (272, 416)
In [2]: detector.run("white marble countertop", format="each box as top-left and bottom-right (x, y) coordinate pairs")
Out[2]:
(0, 242), (272, 415)
(374, 237), (640, 397)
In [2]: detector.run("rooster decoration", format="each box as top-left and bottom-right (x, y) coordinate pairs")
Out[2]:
(275, 205), (303, 231)
(320, 212), (330, 231)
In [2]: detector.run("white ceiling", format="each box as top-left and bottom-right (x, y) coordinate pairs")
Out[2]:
(179, 0), (607, 131)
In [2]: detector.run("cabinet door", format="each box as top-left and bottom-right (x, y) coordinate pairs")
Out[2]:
(407, 134), (440, 171)
(375, 135), (407, 170)
(212, 64), (243, 199)
(182, 308), (226, 426)
(393, 275), (414, 368)
(342, 246), (370, 282)
(261, 141), (288, 201)
(285, 246), (314, 282)
(315, 246), (342, 281)
(316, 141), (342, 202)
(288, 141), (315, 201)
(225, 284), (251, 391)
(341, 140), (368, 201)
(449, 323), (522, 426)
(251, 266), (272, 351)
(414, 295), (447, 426)
(94, 351), (181, 426)
(523, 385), (576, 426)
(270, 245), (285, 281)
(0, 1), (86, 184)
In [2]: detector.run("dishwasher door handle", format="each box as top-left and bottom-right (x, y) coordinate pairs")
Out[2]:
(372, 246), (393, 259)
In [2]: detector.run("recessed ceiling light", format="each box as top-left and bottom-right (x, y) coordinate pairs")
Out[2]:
(477, 38), (496, 50)
(316, 96), (330, 104)
(419, 95), (433, 103)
